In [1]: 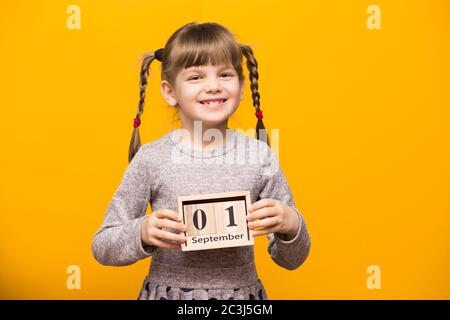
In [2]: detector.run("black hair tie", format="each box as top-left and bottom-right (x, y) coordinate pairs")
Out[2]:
(154, 48), (164, 62)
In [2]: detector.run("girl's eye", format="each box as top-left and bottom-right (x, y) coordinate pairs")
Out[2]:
(188, 73), (233, 81)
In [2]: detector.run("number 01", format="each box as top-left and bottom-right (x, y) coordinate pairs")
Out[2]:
(192, 205), (238, 230)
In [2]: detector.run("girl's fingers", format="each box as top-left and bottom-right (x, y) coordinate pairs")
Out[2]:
(154, 228), (187, 243)
(156, 218), (187, 233)
(248, 216), (278, 230)
(249, 198), (277, 213)
(156, 209), (181, 222)
(149, 237), (181, 249)
(252, 226), (277, 237)
(247, 207), (277, 222)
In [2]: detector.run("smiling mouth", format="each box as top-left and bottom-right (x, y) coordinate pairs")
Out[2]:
(199, 99), (227, 107)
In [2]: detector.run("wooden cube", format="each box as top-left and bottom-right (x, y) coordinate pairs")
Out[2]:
(177, 191), (254, 251)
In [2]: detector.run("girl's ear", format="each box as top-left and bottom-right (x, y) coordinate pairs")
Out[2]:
(240, 77), (245, 100)
(160, 80), (177, 106)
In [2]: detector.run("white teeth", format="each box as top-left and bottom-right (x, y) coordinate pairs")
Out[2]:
(201, 99), (225, 105)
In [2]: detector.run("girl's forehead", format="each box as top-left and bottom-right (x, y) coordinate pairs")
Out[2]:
(182, 63), (234, 73)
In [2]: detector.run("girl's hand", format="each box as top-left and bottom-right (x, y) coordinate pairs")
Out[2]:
(247, 198), (300, 239)
(141, 209), (187, 250)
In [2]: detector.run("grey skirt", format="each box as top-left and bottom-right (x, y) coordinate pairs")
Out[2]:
(137, 277), (268, 300)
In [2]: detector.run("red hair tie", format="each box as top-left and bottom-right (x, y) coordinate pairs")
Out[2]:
(133, 118), (141, 128)
(255, 110), (263, 120)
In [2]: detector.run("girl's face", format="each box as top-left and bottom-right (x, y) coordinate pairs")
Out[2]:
(161, 63), (245, 129)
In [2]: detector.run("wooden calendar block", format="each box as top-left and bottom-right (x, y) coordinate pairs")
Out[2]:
(177, 191), (254, 251)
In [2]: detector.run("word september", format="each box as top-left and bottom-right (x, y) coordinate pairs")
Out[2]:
(191, 233), (244, 244)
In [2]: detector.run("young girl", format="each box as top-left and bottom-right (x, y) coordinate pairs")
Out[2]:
(92, 22), (311, 300)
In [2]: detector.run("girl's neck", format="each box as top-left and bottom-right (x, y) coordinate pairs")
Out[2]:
(178, 121), (231, 151)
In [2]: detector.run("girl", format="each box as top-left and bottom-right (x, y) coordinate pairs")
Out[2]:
(92, 22), (311, 300)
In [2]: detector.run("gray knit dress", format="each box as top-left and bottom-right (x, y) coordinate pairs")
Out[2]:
(92, 128), (311, 300)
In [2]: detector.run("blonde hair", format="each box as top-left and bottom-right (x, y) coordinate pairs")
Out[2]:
(129, 22), (269, 162)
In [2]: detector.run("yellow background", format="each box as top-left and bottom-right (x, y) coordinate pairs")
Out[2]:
(1, 0), (449, 299)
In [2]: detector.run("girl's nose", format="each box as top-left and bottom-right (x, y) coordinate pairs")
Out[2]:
(205, 77), (221, 91)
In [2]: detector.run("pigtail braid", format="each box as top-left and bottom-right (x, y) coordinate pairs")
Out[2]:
(240, 45), (270, 147)
(128, 51), (159, 163)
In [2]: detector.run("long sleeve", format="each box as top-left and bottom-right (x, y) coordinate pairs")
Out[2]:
(257, 143), (311, 270)
(92, 145), (156, 266)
